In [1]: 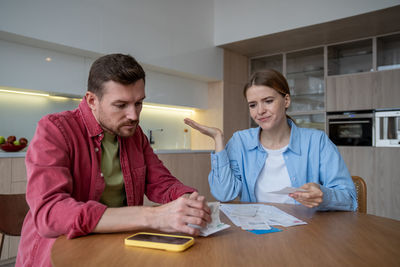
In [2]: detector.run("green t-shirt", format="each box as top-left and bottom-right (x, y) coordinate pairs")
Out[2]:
(99, 132), (126, 207)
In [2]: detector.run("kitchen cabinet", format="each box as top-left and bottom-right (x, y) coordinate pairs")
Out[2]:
(250, 54), (283, 74)
(377, 33), (400, 71)
(327, 39), (373, 76)
(374, 68), (400, 109)
(0, 157), (26, 261)
(339, 146), (400, 221)
(326, 67), (400, 111)
(326, 72), (375, 111)
(338, 147), (374, 213)
(372, 147), (400, 220)
(286, 47), (325, 113)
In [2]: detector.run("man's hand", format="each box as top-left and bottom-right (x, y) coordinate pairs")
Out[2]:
(289, 183), (323, 208)
(150, 192), (211, 236)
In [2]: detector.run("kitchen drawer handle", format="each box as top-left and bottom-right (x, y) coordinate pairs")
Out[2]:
(329, 120), (371, 124)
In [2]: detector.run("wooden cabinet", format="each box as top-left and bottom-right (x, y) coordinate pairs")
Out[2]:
(326, 72), (375, 111)
(373, 147), (400, 220)
(0, 157), (27, 261)
(327, 68), (400, 111)
(374, 69), (400, 109)
(338, 146), (400, 221)
(338, 147), (375, 213)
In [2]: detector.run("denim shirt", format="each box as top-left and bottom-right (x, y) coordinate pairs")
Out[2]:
(209, 120), (357, 211)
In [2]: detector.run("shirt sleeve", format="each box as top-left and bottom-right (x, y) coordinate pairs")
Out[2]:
(317, 133), (358, 211)
(140, 129), (196, 204)
(25, 116), (107, 239)
(208, 134), (243, 201)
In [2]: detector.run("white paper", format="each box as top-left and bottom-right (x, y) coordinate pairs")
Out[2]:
(268, 187), (307, 195)
(189, 202), (230, 237)
(220, 203), (307, 229)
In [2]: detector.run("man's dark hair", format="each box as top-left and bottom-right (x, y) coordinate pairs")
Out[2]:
(88, 53), (146, 98)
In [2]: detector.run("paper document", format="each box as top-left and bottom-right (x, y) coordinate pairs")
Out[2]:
(268, 187), (307, 195)
(189, 202), (230, 237)
(220, 204), (307, 229)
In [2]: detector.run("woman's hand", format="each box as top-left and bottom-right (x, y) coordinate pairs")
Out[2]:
(184, 118), (222, 139)
(184, 118), (224, 152)
(289, 183), (323, 208)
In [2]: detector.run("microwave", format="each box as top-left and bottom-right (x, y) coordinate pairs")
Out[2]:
(375, 109), (400, 147)
(327, 111), (374, 146)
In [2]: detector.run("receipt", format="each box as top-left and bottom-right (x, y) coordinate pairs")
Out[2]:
(188, 202), (230, 237)
(268, 187), (307, 195)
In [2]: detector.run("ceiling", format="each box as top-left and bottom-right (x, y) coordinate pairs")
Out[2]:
(219, 5), (400, 58)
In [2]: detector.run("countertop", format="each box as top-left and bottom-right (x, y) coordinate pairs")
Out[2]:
(0, 149), (213, 158)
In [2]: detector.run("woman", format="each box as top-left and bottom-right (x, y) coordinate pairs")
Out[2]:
(184, 69), (357, 211)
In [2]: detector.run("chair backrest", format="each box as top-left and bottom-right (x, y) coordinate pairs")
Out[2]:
(351, 176), (367, 213)
(0, 194), (30, 258)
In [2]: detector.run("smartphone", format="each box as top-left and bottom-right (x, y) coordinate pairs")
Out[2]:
(124, 232), (194, 252)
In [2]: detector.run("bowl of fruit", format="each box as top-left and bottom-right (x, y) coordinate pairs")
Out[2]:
(0, 136), (28, 152)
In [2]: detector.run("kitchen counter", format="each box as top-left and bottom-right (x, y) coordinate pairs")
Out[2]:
(0, 150), (213, 158)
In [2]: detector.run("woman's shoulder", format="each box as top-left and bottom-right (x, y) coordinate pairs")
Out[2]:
(295, 124), (325, 136)
(233, 127), (259, 139)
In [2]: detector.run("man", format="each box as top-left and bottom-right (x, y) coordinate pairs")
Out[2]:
(16, 54), (211, 267)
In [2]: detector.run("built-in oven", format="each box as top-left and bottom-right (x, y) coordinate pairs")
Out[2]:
(375, 109), (400, 147)
(327, 110), (374, 146)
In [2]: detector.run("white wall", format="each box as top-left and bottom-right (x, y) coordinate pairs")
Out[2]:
(0, 0), (223, 81)
(214, 0), (400, 45)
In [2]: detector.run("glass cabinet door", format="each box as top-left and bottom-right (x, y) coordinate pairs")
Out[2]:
(290, 113), (325, 131)
(328, 39), (373, 75)
(377, 33), (400, 71)
(250, 54), (283, 74)
(286, 47), (324, 113)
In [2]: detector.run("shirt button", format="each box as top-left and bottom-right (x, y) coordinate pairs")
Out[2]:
(98, 134), (102, 137)
(95, 147), (99, 152)
(100, 173), (104, 177)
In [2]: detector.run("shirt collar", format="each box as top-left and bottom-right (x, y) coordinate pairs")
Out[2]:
(245, 119), (301, 155)
(78, 97), (104, 138)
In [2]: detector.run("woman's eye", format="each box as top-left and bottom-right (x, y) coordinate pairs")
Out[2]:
(249, 104), (256, 109)
(265, 99), (273, 104)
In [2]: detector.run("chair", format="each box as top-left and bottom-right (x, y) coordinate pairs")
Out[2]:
(0, 194), (30, 258)
(351, 176), (367, 213)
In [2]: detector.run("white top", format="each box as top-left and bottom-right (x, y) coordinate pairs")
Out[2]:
(255, 145), (295, 204)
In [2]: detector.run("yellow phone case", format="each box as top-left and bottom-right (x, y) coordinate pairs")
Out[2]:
(124, 232), (194, 252)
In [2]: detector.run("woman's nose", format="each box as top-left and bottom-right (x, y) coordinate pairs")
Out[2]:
(257, 103), (265, 114)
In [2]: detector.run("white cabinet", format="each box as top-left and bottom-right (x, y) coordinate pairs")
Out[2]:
(0, 39), (91, 96)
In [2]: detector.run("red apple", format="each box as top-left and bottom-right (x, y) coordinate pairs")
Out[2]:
(19, 138), (28, 145)
(7, 136), (16, 144)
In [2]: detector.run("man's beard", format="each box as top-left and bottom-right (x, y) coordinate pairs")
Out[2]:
(99, 119), (139, 137)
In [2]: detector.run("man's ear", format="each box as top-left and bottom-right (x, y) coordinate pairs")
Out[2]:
(86, 91), (97, 111)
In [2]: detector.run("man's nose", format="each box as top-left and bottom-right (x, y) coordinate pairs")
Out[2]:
(126, 106), (139, 121)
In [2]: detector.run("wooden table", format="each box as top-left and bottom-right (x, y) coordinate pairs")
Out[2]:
(51, 204), (400, 267)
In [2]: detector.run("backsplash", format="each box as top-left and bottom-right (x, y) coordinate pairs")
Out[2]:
(0, 92), (192, 150)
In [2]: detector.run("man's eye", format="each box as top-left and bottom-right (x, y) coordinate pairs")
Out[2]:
(115, 104), (126, 109)
(135, 102), (143, 107)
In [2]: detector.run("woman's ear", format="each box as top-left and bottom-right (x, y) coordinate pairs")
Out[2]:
(284, 94), (291, 109)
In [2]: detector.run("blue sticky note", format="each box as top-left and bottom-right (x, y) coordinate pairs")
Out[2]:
(247, 227), (282, 235)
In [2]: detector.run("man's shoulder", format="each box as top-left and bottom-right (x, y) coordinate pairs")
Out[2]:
(38, 108), (82, 133)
